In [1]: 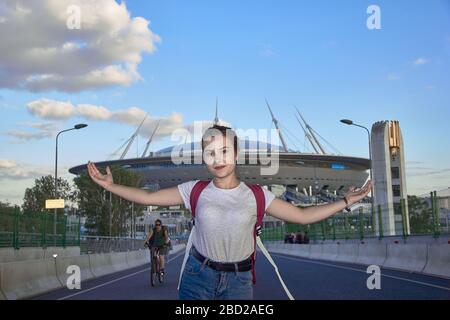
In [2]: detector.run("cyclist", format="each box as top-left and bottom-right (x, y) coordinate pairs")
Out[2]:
(145, 219), (169, 275)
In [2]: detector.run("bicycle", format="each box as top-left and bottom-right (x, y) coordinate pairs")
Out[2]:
(149, 245), (166, 286)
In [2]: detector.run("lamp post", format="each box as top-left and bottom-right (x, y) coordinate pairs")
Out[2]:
(340, 119), (374, 217)
(54, 124), (88, 241)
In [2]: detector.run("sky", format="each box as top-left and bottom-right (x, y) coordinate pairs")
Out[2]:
(0, 0), (449, 205)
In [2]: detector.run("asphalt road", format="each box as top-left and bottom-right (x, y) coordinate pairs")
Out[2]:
(33, 250), (450, 300)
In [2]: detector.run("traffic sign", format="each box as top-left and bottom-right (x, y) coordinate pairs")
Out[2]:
(45, 199), (65, 209)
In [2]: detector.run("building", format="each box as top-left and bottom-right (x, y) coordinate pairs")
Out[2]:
(371, 120), (410, 236)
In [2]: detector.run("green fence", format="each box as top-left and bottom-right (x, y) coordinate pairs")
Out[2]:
(261, 192), (449, 242)
(0, 208), (81, 249)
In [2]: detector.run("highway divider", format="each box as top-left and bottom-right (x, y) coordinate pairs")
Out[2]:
(422, 244), (450, 279)
(0, 246), (81, 263)
(0, 243), (186, 300)
(0, 258), (62, 300)
(383, 243), (427, 273)
(335, 244), (359, 264)
(56, 254), (94, 287)
(267, 242), (449, 279)
(356, 243), (387, 266)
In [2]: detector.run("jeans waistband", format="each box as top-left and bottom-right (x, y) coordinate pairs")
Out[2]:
(191, 246), (252, 272)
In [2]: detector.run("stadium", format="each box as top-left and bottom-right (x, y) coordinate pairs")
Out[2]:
(69, 104), (371, 206)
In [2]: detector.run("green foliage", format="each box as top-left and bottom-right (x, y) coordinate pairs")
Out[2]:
(73, 165), (146, 237)
(22, 175), (76, 215)
(408, 195), (434, 234)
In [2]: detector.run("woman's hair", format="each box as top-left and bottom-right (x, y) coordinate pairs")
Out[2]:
(201, 124), (239, 155)
(154, 219), (162, 225)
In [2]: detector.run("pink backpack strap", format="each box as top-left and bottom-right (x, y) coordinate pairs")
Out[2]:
(189, 180), (210, 219)
(245, 183), (266, 284)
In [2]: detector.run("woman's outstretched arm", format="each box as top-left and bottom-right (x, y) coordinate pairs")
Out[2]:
(87, 161), (184, 206)
(266, 180), (373, 225)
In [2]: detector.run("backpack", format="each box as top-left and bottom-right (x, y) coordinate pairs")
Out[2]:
(177, 180), (294, 300)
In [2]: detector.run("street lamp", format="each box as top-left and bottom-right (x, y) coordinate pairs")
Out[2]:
(340, 119), (374, 216)
(54, 124), (88, 241)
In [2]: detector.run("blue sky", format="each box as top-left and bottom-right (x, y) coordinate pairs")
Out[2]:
(1, 0), (449, 205)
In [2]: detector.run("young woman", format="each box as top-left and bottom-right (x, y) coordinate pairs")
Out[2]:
(145, 219), (169, 274)
(87, 125), (372, 300)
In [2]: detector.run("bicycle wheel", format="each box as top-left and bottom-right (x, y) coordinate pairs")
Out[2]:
(150, 255), (156, 287)
(151, 272), (158, 287)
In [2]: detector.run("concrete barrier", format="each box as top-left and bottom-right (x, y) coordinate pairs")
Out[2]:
(356, 244), (387, 266)
(55, 254), (94, 287)
(0, 248), (15, 263)
(383, 244), (428, 273)
(321, 244), (339, 261)
(335, 244), (359, 264)
(170, 244), (186, 255)
(44, 247), (81, 259)
(283, 243), (296, 255)
(309, 244), (323, 260)
(422, 244), (450, 279)
(109, 252), (129, 272)
(0, 247), (81, 263)
(0, 270), (5, 300)
(296, 245), (311, 258)
(88, 253), (116, 277)
(13, 248), (45, 261)
(126, 250), (148, 268)
(0, 258), (62, 300)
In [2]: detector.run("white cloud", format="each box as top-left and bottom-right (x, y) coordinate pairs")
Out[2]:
(0, 0), (160, 92)
(27, 99), (76, 119)
(6, 130), (53, 141)
(77, 104), (111, 120)
(5, 121), (60, 141)
(413, 58), (428, 66)
(0, 159), (50, 180)
(25, 98), (185, 141)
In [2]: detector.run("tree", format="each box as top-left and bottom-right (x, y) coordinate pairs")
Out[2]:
(0, 200), (20, 232)
(73, 165), (146, 237)
(22, 175), (76, 215)
(408, 195), (434, 234)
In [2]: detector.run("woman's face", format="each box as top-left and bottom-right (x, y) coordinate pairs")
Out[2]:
(203, 135), (237, 179)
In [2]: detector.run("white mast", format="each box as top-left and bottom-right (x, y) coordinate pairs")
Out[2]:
(120, 114), (147, 159)
(294, 112), (319, 154)
(295, 107), (326, 154)
(266, 99), (289, 152)
(141, 119), (160, 158)
(214, 97), (219, 125)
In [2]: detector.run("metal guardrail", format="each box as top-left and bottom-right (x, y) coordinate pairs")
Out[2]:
(261, 193), (449, 243)
(80, 236), (187, 254)
(0, 208), (80, 248)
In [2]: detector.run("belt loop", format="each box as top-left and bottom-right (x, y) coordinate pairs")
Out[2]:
(234, 263), (238, 275)
(201, 257), (209, 270)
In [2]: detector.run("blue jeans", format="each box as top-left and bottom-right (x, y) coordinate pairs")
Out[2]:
(179, 253), (254, 300)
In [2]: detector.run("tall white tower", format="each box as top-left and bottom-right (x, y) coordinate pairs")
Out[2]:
(371, 120), (410, 236)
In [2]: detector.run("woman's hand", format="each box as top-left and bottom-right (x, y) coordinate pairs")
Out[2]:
(87, 161), (114, 190)
(343, 179), (373, 205)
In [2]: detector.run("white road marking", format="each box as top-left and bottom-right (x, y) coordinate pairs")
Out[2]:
(270, 252), (450, 292)
(57, 250), (186, 300)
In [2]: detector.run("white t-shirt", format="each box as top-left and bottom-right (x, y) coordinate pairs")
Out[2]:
(177, 180), (276, 263)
